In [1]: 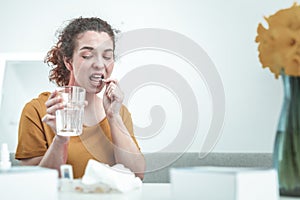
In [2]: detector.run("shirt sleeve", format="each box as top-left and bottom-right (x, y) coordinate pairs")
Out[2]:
(15, 98), (50, 159)
(119, 105), (141, 151)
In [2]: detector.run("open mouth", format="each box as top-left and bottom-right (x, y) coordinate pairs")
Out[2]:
(89, 74), (104, 85)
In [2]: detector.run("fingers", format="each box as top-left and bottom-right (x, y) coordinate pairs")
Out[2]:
(46, 102), (64, 115)
(105, 81), (120, 100)
(104, 78), (118, 90)
(45, 91), (64, 114)
(103, 78), (118, 84)
(42, 114), (56, 122)
(42, 90), (65, 133)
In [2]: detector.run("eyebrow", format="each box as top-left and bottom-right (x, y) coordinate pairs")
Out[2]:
(79, 46), (94, 51)
(104, 49), (113, 52)
(79, 46), (113, 52)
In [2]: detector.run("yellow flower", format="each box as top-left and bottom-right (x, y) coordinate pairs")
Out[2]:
(256, 3), (300, 78)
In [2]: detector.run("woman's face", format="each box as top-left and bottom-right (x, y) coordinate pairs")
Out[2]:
(68, 31), (114, 93)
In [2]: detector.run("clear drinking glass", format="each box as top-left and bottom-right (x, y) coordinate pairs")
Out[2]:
(55, 86), (86, 136)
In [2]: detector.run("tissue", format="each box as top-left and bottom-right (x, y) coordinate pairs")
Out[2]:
(81, 159), (142, 193)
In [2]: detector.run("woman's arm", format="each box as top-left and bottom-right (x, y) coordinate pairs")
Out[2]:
(20, 156), (43, 166)
(103, 79), (146, 179)
(20, 135), (69, 175)
(38, 136), (69, 170)
(108, 115), (146, 180)
(19, 91), (69, 174)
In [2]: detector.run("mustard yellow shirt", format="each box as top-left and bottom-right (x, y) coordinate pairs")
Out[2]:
(15, 92), (140, 178)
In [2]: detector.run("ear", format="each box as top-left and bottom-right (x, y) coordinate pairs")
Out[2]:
(63, 56), (73, 71)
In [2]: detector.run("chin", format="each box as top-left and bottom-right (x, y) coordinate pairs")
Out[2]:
(88, 85), (103, 94)
(86, 88), (100, 94)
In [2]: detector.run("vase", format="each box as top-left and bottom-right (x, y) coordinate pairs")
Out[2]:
(274, 72), (300, 196)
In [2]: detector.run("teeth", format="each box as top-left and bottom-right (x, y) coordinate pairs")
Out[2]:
(94, 75), (101, 78)
(90, 74), (104, 81)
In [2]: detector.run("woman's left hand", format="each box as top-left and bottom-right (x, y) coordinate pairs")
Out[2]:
(103, 78), (124, 118)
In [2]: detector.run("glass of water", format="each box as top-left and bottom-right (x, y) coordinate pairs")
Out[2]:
(55, 86), (86, 136)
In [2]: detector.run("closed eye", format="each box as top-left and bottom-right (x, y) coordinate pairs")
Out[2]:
(103, 56), (112, 60)
(103, 51), (113, 61)
(82, 55), (93, 59)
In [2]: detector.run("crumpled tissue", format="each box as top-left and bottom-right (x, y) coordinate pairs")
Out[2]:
(80, 159), (142, 193)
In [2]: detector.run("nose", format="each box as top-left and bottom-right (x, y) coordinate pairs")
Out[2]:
(92, 56), (106, 69)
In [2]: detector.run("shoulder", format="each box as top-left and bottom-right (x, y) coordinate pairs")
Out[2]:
(26, 92), (50, 106)
(119, 104), (132, 121)
(119, 104), (131, 116)
(23, 92), (50, 113)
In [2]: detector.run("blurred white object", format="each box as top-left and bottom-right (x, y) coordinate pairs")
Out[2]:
(60, 164), (73, 180)
(0, 143), (11, 171)
(170, 166), (279, 200)
(59, 164), (74, 192)
(81, 159), (142, 193)
(0, 166), (58, 200)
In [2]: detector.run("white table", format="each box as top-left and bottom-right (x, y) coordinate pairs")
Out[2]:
(59, 183), (300, 200)
(59, 183), (170, 200)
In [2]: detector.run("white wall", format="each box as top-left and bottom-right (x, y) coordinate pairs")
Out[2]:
(0, 0), (296, 153)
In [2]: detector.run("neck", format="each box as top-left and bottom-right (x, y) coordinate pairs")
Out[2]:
(84, 92), (101, 110)
(83, 93), (106, 126)
(67, 73), (76, 86)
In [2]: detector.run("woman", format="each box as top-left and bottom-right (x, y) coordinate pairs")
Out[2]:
(15, 17), (145, 179)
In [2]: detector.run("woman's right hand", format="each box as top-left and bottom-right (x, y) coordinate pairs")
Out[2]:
(42, 90), (64, 134)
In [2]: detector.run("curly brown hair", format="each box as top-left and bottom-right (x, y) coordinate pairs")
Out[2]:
(45, 17), (117, 86)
